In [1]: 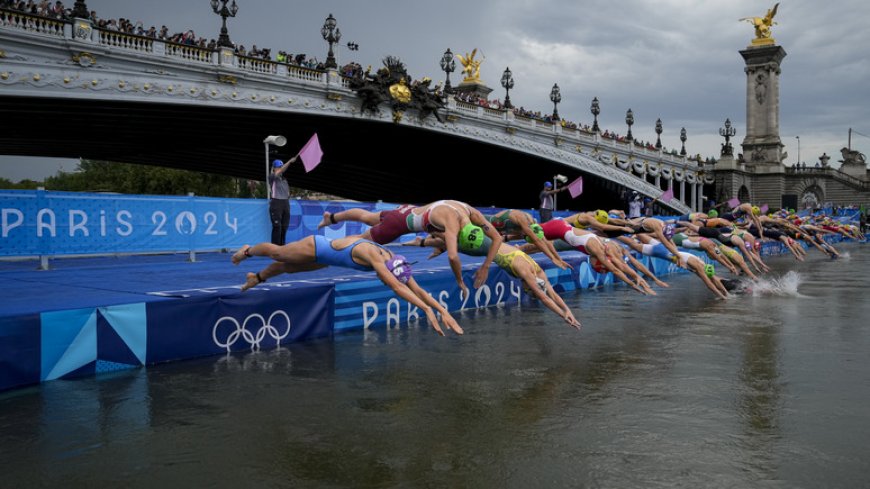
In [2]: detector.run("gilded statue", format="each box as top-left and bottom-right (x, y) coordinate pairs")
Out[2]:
(456, 48), (484, 84)
(740, 3), (779, 45)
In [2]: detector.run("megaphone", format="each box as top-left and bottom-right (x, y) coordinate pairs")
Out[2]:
(263, 135), (287, 146)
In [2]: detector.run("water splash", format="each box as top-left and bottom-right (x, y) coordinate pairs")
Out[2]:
(748, 271), (805, 297)
(839, 252), (851, 260)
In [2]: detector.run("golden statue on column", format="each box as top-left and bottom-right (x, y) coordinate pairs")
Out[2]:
(456, 48), (485, 84)
(740, 3), (779, 46)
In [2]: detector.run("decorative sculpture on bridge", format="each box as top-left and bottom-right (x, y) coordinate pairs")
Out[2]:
(456, 48), (484, 84)
(840, 147), (867, 166)
(347, 56), (445, 123)
(739, 3), (779, 46)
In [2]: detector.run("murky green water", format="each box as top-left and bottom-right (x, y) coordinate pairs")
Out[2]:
(2, 244), (869, 488)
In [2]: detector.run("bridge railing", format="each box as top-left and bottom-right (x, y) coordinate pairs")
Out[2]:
(784, 166), (869, 190)
(97, 29), (155, 54)
(236, 54), (278, 75)
(0, 8), (66, 37)
(287, 64), (326, 84)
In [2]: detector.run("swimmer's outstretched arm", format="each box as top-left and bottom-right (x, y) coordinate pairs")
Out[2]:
(405, 277), (464, 335)
(371, 261), (461, 336)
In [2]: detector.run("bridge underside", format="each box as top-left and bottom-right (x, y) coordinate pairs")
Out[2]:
(1, 96), (633, 211)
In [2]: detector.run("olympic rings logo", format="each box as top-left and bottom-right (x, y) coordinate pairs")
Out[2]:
(212, 310), (292, 351)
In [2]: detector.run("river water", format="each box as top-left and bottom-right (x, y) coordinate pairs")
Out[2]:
(1, 244), (869, 488)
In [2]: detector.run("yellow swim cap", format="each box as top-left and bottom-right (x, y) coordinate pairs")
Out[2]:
(595, 210), (609, 224)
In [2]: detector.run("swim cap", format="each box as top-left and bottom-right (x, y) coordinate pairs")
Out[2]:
(272, 159), (284, 168)
(385, 254), (412, 284)
(663, 223), (675, 240)
(458, 223), (484, 251)
(524, 223), (545, 243)
(751, 205), (761, 216)
(744, 241), (752, 251)
(594, 210), (609, 224)
(704, 263), (715, 278)
(708, 209), (719, 218)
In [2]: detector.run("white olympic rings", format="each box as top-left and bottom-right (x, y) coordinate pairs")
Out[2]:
(212, 310), (292, 351)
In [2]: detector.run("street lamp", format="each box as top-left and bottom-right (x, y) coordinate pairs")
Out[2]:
(719, 118), (736, 156)
(625, 108), (634, 141)
(263, 135), (287, 199)
(500, 67), (514, 109)
(680, 127), (687, 156)
(655, 118), (663, 149)
(590, 97), (600, 133)
(795, 135), (801, 166)
(439, 48), (455, 94)
(210, 0), (239, 48)
(550, 83), (561, 121)
(321, 13), (341, 69)
(553, 174), (568, 211)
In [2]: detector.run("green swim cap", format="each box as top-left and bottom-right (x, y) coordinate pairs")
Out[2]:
(708, 209), (719, 218)
(704, 263), (715, 278)
(458, 223), (484, 251)
(524, 223), (545, 243)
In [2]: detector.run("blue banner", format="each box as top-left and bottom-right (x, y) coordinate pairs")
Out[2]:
(145, 284), (334, 363)
(0, 190), (269, 256)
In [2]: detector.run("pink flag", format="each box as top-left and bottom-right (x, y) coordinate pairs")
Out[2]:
(727, 197), (741, 208)
(660, 187), (674, 203)
(567, 176), (584, 198)
(760, 204), (769, 214)
(297, 133), (323, 173)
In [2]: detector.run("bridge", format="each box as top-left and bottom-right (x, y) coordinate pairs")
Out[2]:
(1, 9), (721, 213)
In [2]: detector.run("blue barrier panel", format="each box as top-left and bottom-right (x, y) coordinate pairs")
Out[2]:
(0, 313), (41, 391)
(333, 266), (519, 332)
(146, 284), (334, 363)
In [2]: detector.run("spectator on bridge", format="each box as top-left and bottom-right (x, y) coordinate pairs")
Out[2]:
(628, 191), (643, 218)
(268, 156), (297, 246)
(538, 181), (564, 223)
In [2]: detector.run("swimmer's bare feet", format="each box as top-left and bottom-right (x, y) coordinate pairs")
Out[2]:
(317, 212), (332, 230)
(232, 245), (251, 265)
(241, 272), (261, 291)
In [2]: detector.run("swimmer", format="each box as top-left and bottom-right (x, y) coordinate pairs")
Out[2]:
(536, 218), (650, 295)
(420, 233), (582, 329)
(320, 200), (504, 296)
(486, 208), (571, 270)
(231, 236), (463, 336)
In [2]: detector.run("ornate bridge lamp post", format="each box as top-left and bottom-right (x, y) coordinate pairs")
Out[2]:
(655, 118), (663, 149)
(501, 67), (515, 109)
(439, 49), (455, 94)
(680, 127), (687, 156)
(795, 135), (801, 166)
(71, 0), (89, 18)
(550, 83), (561, 121)
(590, 97), (600, 133)
(719, 118), (736, 156)
(210, 0), (239, 48)
(625, 108), (634, 141)
(321, 13), (341, 69)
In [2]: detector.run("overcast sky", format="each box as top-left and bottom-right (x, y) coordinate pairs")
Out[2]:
(2, 0), (869, 182)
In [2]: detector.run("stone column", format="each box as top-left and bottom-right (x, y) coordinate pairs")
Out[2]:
(739, 44), (786, 172)
(680, 179), (686, 210)
(690, 182), (697, 212)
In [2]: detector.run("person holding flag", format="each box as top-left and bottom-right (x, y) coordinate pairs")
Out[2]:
(268, 155), (297, 246)
(267, 133), (324, 246)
